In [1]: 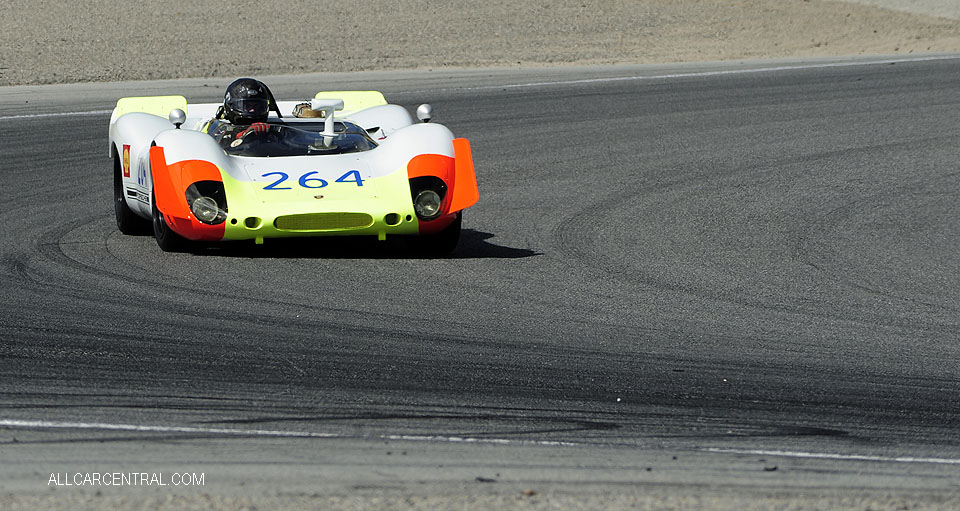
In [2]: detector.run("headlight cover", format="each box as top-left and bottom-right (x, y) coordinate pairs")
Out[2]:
(409, 176), (447, 221)
(185, 181), (228, 225)
(191, 196), (220, 223)
(414, 190), (442, 220)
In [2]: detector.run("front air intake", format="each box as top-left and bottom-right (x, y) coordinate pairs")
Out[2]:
(274, 213), (374, 232)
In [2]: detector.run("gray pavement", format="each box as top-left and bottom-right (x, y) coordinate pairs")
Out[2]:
(2, 57), (960, 509)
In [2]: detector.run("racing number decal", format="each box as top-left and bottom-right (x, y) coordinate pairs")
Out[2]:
(298, 171), (328, 189)
(137, 156), (148, 187)
(261, 170), (364, 190)
(262, 172), (293, 190)
(122, 145), (131, 178)
(335, 170), (364, 186)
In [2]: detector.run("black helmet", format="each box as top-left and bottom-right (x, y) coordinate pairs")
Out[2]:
(223, 78), (273, 124)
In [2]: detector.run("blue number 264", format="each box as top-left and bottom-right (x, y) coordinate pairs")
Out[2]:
(262, 169), (364, 190)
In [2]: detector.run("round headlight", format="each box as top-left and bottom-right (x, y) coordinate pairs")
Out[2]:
(191, 196), (220, 224)
(414, 190), (442, 220)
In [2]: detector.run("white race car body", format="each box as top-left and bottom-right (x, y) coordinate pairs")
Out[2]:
(108, 91), (478, 252)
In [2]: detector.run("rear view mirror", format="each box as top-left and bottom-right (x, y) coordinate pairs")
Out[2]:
(169, 109), (186, 129)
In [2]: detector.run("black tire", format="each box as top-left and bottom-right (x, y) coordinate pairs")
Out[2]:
(415, 212), (462, 256)
(151, 191), (189, 252)
(113, 153), (150, 235)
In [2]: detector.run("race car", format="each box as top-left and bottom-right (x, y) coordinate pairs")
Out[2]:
(108, 85), (478, 254)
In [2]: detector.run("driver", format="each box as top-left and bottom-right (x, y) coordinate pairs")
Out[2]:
(204, 78), (279, 148)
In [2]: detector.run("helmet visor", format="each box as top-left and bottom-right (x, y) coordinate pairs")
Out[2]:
(227, 98), (269, 118)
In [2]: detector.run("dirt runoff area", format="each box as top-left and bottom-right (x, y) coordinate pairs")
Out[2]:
(1, 0), (959, 86)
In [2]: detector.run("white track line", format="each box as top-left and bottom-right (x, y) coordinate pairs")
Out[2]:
(2, 55), (957, 122)
(0, 419), (577, 447)
(0, 419), (340, 438)
(382, 434), (578, 447)
(6, 420), (959, 456)
(0, 109), (112, 121)
(399, 55), (960, 94)
(705, 448), (960, 465)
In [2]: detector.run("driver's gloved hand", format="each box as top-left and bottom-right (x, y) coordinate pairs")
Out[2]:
(239, 122), (270, 137)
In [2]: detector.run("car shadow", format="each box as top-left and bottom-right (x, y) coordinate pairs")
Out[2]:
(181, 229), (540, 260)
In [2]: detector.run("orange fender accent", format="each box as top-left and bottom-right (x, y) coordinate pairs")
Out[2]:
(407, 153), (454, 210)
(407, 153), (454, 181)
(405, 139), (479, 215)
(406, 153), (456, 235)
(149, 146), (225, 241)
(405, 140), (477, 235)
(150, 146), (182, 218)
(449, 138), (478, 213)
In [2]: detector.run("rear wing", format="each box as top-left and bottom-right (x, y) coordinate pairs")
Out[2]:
(313, 91), (386, 116)
(110, 95), (187, 123)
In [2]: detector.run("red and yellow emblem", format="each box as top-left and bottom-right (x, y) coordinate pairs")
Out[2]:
(122, 145), (131, 178)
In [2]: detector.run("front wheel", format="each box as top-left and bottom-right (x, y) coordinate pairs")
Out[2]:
(414, 213), (462, 256)
(152, 192), (189, 252)
(114, 154), (150, 235)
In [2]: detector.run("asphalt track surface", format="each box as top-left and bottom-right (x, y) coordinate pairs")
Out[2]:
(1, 58), (960, 505)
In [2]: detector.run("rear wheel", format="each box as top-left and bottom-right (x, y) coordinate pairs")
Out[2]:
(113, 153), (150, 235)
(152, 191), (189, 252)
